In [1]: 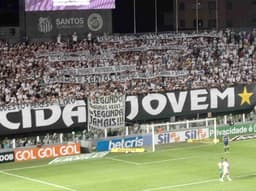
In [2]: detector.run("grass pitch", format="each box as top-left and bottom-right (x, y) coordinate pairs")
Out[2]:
(0, 140), (255, 191)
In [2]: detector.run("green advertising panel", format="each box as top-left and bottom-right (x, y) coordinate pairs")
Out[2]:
(209, 122), (256, 138)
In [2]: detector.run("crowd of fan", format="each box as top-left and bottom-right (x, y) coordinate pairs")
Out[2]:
(1, 29), (256, 150)
(0, 29), (256, 106)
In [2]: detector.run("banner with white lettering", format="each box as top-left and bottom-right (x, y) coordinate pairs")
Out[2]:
(88, 94), (125, 129)
(97, 33), (220, 43)
(1, 84), (256, 136)
(45, 67), (204, 84)
(0, 99), (87, 136)
(125, 84), (256, 122)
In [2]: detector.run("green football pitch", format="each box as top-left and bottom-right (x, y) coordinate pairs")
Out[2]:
(0, 140), (255, 191)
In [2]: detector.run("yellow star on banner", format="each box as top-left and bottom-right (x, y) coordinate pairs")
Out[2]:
(238, 87), (253, 105)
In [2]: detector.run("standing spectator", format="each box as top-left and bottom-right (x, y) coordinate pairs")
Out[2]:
(87, 32), (92, 44)
(72, 32), (78, 43)
(57, 33), (62, 44)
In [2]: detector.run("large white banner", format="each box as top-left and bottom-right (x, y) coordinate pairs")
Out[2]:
(88, 94), (125, 129)
(45, 67), (204, 84)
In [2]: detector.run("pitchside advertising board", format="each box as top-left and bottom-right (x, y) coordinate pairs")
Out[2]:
(96, 134), (152, 152)
(0, 151), (15, 163)
(209, 122), (256, 138)
(156, 128), (209, 144)
(14, 143), (81, 162)
(25, 10), (112, 40)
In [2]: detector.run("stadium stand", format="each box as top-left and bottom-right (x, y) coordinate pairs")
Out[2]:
(0, 28), (256, 149)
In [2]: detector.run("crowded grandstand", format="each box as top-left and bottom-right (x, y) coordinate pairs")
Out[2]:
(0, 28), (256, 149)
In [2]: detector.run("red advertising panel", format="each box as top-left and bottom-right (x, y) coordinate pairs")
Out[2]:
(15, 143), (81, 162)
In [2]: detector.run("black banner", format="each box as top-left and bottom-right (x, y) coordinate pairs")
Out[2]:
(25, 10), (112, 41)
(0, 151), (15, 163)
(0, 84), (256, 136)
(125, 84), (256, 122)
(0, 99), (87, 136)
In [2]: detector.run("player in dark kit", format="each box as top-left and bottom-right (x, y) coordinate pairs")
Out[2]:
(223, 135), (230, 152)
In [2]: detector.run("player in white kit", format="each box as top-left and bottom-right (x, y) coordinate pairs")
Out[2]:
(220, 158), (232, 182)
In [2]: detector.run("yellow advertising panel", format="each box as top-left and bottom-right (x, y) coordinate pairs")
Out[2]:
(111, 148), (145, 153)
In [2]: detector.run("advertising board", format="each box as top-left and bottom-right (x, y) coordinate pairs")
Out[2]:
(0, 151), (15, 163)
(15, 143), (81, 162)
(155, 128), (209, 144)
(96, 134), (152, 152)
(209, 122), (256, 138)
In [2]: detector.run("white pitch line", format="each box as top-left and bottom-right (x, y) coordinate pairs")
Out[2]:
(105, 157), (140, 165)
(138, 157), (190, 165)
(3, 164), (50, 172)
(106, 151), (224, 166)
(143, 179), (217, 191)
(143, 173), (256, 191)
(0, 170), (77, 191)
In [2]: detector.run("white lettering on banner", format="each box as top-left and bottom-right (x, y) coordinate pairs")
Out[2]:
(108, 138), (144, 150)
(34, 50), (90, 59)
(88, 94), (125, 129)
(56, 18), (84, 25)
(60, 145), (80, 155)
(126, 87), (236, 120)
(166, 91), (187, 113)
(210, 88), (235, 108)
(57, 65), (136, 75)
(56, 17), (85, 29)
(15, 150), (37, 161)
(0, 154), (14, 162)
(22, 107), (32, 128)
(38, 147), (57, 158)
(0, 109), (20, 130)
(97, 33), (220, 43)
(190, 89), (208, 111)
(0, 100), (86, 130)
(62, 101), (86, 126)
(126, 96), (138, 120)
(48, 68), (204, 84)
(14, 144), (81, 161)
(142, 94), (167, 115)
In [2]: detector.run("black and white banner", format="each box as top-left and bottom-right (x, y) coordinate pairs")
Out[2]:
(57, 65), (137, 75)
(45, 69), (204, 84)
(0, 151), (15, 163)
(88, 94), (125, 129)
(34, 50), (114, 62)
(97, 33), (220, 43)
(125, 84), (256, 122)
(34, 50), (90, 58)
(0, 99), (87, 136)
(48, 52), (114, 62)
(0, 84), (256, 135)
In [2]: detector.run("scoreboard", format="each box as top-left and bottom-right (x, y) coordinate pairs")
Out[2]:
(25, 0), (115, 11)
